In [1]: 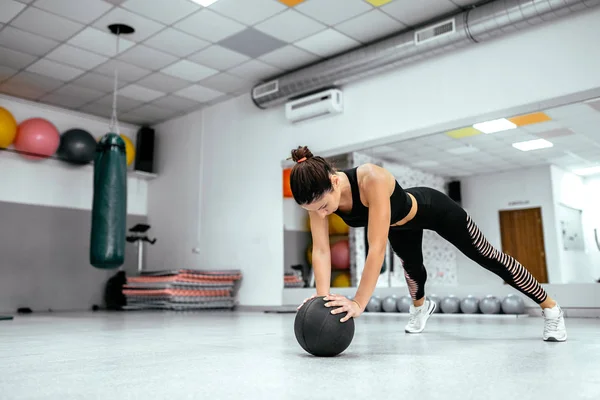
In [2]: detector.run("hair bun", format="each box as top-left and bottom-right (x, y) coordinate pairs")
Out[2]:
(291, 146), (313, 163)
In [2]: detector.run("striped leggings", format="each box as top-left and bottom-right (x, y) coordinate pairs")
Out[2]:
(388, 187), (548, 304)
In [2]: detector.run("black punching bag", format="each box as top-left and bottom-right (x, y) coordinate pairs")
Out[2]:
(90, 133), (127, 269)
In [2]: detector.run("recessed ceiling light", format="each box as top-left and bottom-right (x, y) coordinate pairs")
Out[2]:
(447, 146), (480, 155)
(573, 166), (600, 176)
(190, 0), (220, 6)
(473, 118), (517, 134)
(512, 138), (553, 151)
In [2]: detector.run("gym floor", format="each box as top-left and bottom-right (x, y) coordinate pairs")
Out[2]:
(1, 311), (597, 399)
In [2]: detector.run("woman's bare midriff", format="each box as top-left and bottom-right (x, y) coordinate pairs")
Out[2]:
(390, 193), (418, 227)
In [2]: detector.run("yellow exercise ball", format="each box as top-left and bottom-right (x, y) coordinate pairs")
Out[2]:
(306, 243), (313, 265)
(328, 213), (349, 235)
(332, 271), (351, 287)
(0, 107), (18, 148)
(119, 134), (135, 166)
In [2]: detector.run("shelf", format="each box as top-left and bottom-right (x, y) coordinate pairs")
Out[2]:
(131, 170), (157, 180)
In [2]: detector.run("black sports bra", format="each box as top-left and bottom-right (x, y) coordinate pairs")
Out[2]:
(333, 167), (412, 228)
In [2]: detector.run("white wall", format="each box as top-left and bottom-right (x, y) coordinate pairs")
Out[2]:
(145, 111), (203, 271)
(582, 176), (600, 282)
(459, 165), (560, 283)
(159, 7), (600, 306)
(0, 94), (147, 215)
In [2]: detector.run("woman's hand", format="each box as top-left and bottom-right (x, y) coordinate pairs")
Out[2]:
(324, 294), (363, 323)
(297, 293), (319, 310)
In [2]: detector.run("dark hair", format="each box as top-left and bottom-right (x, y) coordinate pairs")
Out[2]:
(289, 146), (336, 205)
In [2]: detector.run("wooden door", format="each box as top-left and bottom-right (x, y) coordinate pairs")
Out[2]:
(499, 207), (548, 283)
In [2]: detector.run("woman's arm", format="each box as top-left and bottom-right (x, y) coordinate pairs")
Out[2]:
(308, 210), (331, 296)
(352, 170), (391, 310)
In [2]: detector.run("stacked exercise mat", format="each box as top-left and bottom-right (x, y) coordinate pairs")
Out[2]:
(284, 272), (304, 288)
(122, 269), (242, 311)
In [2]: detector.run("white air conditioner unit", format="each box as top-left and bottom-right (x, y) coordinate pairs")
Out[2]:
(285, 89), (343, 123)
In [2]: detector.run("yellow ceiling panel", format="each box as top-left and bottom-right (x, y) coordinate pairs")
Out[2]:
(365, 0), (394, 6)
(445, 127), (482, 139)
(277, 0), (306, 6)
(508, 112), (552, 126)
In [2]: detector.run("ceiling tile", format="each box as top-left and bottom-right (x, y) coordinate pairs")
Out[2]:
(121, 104), (181, 124)
(150, 94), (202, 111)
(51, 83), (107, 103)
(26, 59), (85, 81)
(0, 71), (64, 99)
(209, 0), (287, 25)
(294, 29), (360, 57)
(381, 0), (459, 26)
(0, 66), (17, 82)
(136, 72), (191, 93)
(39, 92), (94, 109)
(67, 27), (136, 57)
(79, 102), (114, 119)
(10, 7), (84, 41)
(117, 44), (178, 70)
(71, 72), (127, 92)
(0, 45), (37, 70)
(334, 9), (406, 43)
(198, 72), (253, 93)
(174, 85), (224, 103)
(0, 26), (60, 56)
(143, 28), (210, 58)
(120, 0), (202, 25)
(94, 60), (151, 82)
(45, 44), (109, 70)
(92, 7), (166, 42)
(0, 0), (26, 24)
(33, 0), (113, 24)
(91, 94), (145, 113)
(119, 84), (165, 102)
(161, 59), (219, 82)
(258, 45), (320, 70)
(188, 45), (250, 71)
(296, 0), (372, 25)
(254, 9), (326, 43)
(226, 59), (282, 82)
(174, 9), (246, 42)
(218, 28), (287, 58)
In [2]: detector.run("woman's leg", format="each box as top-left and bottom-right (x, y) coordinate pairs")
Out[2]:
(388, 228), (436, 333)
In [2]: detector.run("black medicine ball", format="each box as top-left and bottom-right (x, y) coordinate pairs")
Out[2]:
(294, 296), (355, 357)
(57, 128), (97, 165)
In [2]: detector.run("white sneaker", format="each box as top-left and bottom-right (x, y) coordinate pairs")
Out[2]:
(542, 304), (567, 342)
(405, 299), (436, 333)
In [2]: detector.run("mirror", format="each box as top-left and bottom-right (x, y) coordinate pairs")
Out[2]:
(283, 95), (600, 290)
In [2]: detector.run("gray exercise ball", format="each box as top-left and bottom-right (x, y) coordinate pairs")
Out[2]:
(382, 295), (398, 312)
(480, 295), (501, 314)
(428, 294), (442, 313)
(460, 295), (480, 314)
(366, 296), (382, 312)
(396, 295), (412, 313)
(441, 295), (461, 313)
(501, 294), (525, 314)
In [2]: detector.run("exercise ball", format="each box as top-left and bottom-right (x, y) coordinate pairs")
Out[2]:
(332, 271), (351, 287)
(0, 106), (17, 148)
(57, 128), (97, 165)
(480, 295), (501, 314)
(460, 295), (480, 314)
(382, 295), (398, 312)
(14, 118), (60, 160)
(429, 294), (442, 313)
(441, 295), (461, 313)
(119, 134), (135, 166)
(396, 295), (412, 313)
(306, 243), (313, 265)
(366, 296), (382, 312)
(331, 239), (350, 270)
(283, 168), (292, 198)
(328, 213), (349, 235)
(294, 296), (355, 357)
(501, 294), (525, 314)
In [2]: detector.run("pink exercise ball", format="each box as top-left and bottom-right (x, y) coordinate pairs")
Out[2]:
(331, 239), (350, 270)
(14, 118), (60, 160)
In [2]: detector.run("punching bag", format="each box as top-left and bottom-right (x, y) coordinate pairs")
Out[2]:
(90, 133), (127, 269)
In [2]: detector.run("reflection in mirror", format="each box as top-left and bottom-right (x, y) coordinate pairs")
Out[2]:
(283, 96), (600, 292)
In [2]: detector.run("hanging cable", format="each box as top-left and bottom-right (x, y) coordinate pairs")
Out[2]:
(108, 26), (121, 135)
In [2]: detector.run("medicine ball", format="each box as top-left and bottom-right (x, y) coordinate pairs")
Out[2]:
(57, 128), (97, 165)
(294, 296), (355, 357)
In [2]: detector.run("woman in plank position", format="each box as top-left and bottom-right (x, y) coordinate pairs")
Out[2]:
(290, 146), (566, 342)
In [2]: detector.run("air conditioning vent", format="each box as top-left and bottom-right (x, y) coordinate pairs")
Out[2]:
(253, 80), (279, 99)
(285, 89), (343, 124)
(414, 19), (455, 45)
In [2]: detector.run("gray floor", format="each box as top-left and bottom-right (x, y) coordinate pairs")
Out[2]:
(0, 311), (598, 400)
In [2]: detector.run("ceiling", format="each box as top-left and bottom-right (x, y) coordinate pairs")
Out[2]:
(365, 97), (600, 178)
(0, 0), (481, 126)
